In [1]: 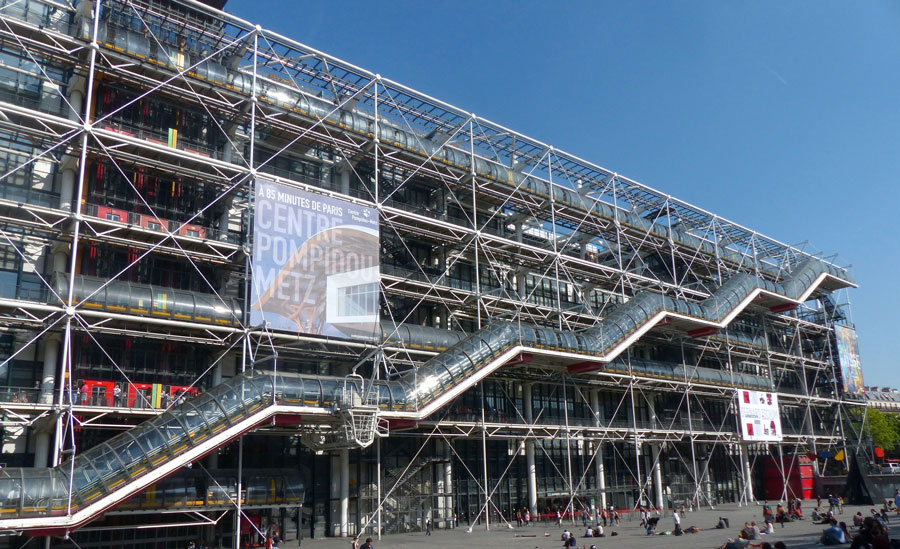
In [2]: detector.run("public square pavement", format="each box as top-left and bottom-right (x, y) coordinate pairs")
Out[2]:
(279, 502), (900, 548)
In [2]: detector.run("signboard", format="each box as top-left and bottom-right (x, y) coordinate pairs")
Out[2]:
(738, 390), (783, 442)
(834, 325), (864, 395)
(250, 179), (380, 341)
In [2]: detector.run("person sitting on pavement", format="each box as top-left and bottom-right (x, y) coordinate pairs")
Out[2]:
(839, 521), (851, 542)
(820, 518), (846, 545)
(853, 511), (863, 527)
(811, 508), (822, 523)
(851, 516), (888, 549)
(717, 538), (751, 549)
(740, 522), (757, 540)
(763, 521), (775, 535)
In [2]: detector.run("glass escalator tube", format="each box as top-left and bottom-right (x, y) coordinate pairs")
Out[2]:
(70, 455), (108, 506)
(0, 468), (23, 518)
(178, 400), (213, 443)
(19, 469), (51, 517)
(191, 396), (231, 440)
(84, 443), (130, 497)
(277, 374), (304, 406)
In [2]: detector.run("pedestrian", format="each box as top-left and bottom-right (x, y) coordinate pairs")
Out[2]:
(426, 516), (432, 535)
(114, 383), (123, 407)
(776, 503), (787, 528)
(556, 510), (562, 527)
(673, 509), (681, 531)
(80, 380), (89, 405)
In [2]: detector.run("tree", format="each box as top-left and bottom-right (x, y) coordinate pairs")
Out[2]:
(850, 408), (900, 452)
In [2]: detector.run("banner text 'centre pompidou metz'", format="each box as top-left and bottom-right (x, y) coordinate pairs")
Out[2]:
(250, 179), (380, 341)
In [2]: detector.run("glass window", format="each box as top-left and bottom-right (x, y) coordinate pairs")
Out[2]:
(338, 282), (378, 317)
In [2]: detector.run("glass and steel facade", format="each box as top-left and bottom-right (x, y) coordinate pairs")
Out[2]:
(0, 0), (861, 547)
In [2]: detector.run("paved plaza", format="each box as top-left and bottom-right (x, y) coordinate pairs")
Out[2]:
(279, 502), (900, 549)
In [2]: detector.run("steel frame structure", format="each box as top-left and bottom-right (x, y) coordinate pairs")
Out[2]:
(0, 0), (863, 546)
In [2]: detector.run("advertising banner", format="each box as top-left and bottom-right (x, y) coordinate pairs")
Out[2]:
(250, 179), (379, 341)
(738, 390), (783, 442)
(835, 325), (864, 395)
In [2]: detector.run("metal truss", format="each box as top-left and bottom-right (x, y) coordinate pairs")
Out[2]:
(0, 0), (861, 543)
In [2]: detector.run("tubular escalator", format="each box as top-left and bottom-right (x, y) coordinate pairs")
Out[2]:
(0, 258), (853, 532)
(393, 258), (853, 415)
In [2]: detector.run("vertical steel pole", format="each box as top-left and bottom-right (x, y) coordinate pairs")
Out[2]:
(481, 380), (490, 531)
(374, 76), (379, 205)
(627, 353), (642, 509)
(373, 75), (382, 541)
(377, 437), (382, 540)
(682, 340), (700, 509)
(795, 315), (819, 468)
(563, 374), (575, 523)
(59, 0), (103, 521)
(548, 149), (563, 331)
(235, 26), (260, 549)
(468, 118), (481, 329)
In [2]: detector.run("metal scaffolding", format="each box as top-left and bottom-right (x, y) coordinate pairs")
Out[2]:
(0, 0), (864, 546)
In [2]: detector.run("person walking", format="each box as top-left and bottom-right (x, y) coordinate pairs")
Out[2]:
(426, 516), (432, 535)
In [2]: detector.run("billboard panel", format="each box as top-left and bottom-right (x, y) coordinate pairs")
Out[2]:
(835, 325), (864, 395)
(738, 390), (783, 442)
(250, 179), (379, 341)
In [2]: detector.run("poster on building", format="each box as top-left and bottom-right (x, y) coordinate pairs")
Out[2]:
(835, 325), (864, 395)
(249, 179), (380, 341)
(737, 390), (783, 442)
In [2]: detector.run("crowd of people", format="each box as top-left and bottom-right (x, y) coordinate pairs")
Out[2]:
(544, 494), (900, 549)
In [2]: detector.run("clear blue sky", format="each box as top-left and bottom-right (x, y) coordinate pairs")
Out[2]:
(228, 0), (900, 387)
